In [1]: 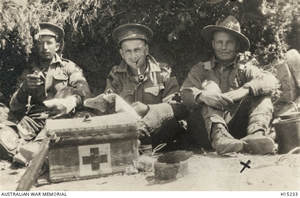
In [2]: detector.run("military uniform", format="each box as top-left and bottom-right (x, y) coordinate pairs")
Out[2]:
(10, 53), (91, 118)
(0, 103), (19, 160)
(181, 57), (277, 145)
(106, 54), (186, 147)
(181, 16), (277, 154)
(85, 23), (186, 149)
(5, 22), (92, 164)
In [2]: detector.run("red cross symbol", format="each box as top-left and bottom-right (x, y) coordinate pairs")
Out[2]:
(82, 148), (108, 171)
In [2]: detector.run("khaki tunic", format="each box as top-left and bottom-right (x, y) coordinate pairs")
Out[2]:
(181, 57), (278, 110)
(10, 53), (91, 116)
(106, 55), (180, 105)
(180, 57), (278, 147)
(105, 55), (186, 146)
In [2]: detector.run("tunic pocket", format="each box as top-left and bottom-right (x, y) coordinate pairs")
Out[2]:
(144, 86), (161, 96)
(53, 72), (68, 81)
(144, 85), (163, 104)
(120, 87), (134, 102)
(52, 71), (69, 92)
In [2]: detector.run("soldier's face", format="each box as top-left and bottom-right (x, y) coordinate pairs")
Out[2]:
(119, 39), (149, 71)
(212, 31), (240, 63)
(36, 35), (60, 61)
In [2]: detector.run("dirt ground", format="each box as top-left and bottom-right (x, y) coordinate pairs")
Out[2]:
(1, 150), (300, 192)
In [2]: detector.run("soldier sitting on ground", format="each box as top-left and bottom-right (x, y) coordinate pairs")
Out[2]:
(4, 22), (92, 164)
(180, 15), (278, 155)
(84, 23), (187, 152)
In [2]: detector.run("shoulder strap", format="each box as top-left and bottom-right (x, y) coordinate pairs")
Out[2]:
(159, 62), (171, 73)
(203, 61), (212, 70)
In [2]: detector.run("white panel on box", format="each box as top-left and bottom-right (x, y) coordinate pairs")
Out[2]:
(78, 143), (112, 176)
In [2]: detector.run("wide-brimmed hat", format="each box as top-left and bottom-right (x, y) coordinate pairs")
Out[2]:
(34, 22), (65, 53)
(201, 15), (250, 52)
(112, 23), (153, 45)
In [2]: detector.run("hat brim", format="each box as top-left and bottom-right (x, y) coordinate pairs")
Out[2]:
(35, 29), (57, 38)
(112, 23), (153, 45)
(201, 25), (250, 52)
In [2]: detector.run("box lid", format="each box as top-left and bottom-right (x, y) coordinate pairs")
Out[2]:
(45, 112), (138, 138)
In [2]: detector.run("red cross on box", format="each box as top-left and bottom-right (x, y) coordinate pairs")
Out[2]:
(82, 148), (108, 171)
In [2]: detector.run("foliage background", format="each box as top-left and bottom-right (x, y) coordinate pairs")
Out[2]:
(0, 0), (299, 107)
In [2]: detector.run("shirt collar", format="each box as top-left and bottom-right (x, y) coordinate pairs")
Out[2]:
(50, 53), (63, 66)
(211, 56), (237, 69)
(31, 53), (62, 70)
(116, 54), (161, 74)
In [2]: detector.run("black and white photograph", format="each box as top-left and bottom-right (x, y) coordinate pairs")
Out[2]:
(0, 0), (299, 195)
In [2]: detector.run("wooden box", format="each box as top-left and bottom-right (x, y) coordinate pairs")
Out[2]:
(46, 112), (139, 183)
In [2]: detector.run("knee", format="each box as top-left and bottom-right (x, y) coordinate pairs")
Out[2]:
(203, 80), (222, 93)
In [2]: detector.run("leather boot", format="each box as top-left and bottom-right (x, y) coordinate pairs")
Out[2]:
(241, 131), (275, 154)
(211, 123), (243, 154)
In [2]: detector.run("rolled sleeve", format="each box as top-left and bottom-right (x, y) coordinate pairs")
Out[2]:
(160, 69), (187, 120)
(161, 75), (180, 103)
(243, 65), (278, 96)
(66, 63), (92, 105)
(180, 63), (206, 110)
(142, 103), (174, 133)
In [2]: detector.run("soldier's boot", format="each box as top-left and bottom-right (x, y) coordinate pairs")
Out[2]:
(241, 131), (275, 154)
(211, 123), (243, 154)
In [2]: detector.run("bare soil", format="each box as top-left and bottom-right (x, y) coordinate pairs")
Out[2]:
(1, 151), (300, 191)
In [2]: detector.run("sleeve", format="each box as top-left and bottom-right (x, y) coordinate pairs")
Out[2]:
(104, 66), (122, 95)
(146, 64), (187, 122)
(162, 65), (187, 120)
(242, 64), (278, 96)
(9, 70), (30, 114)
(180, 63), (206, 110)
(160, 64), (181, 103)
(65, 61), (92, 106)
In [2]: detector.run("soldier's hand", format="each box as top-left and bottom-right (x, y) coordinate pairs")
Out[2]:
(26, 72), (44, 89)
(131, 101), (149, 117)
(137, 120), (151, 138)
(198, 91), (233, 110)
(223, 87), (249, 102)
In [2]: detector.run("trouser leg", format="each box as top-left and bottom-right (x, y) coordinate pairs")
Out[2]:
(139, 115), (181, 152)
(247, 95), (273, 134)
(227, 95), (273, 136)
(186, 107), (212, 149)
(138, 103), (181, 151)
(188, 80), (274, 154)
(227, 97), (251, 139)
(240, 95), (275, 154)
(151, 116), (181, 149)
(200, 81), (227, 138)
(201, 104), (226, 139)
(198, 81), (243, 154)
